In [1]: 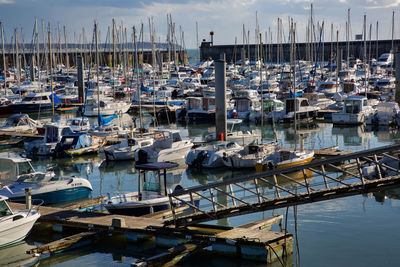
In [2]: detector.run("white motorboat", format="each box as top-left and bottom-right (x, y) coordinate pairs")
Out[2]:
(135, 129), (193, 164)
(222, 142), (279, 169)
(268, 98), (320, 123)
(231, 89), (260, 121)
(103, 162), (199, 216)
(186, 141), (243, 168)
(67, 117), (91, 132)
(332, 95), (376, 125)
(204, 119), (260, 146)
(0, 195), (40, 248)
(25, 122), (73, 156)
(84, 99), (131, 116)
(103, 137), (154, 161)
(0, 114), (41, 132)
(0, 157), (92, 205)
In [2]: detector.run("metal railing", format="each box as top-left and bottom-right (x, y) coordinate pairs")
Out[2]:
(167, 144), (400, 227)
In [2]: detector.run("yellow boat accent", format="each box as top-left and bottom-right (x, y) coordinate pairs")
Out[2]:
(276, 156), (313, 169)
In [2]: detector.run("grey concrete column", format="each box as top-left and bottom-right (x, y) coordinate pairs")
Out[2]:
(215, 59), (227, 141)
(77, 56), (85, 103)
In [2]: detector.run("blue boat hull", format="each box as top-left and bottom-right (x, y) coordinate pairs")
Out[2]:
(9, 187), (92, 205)
(10, 103), (61, 113)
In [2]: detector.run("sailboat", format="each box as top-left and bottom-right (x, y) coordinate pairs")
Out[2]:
(255, 21), (314, 171)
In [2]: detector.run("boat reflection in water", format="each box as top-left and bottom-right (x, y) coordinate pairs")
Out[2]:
(0, 241), (38, 266)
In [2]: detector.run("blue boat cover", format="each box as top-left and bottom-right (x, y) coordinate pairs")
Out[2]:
(50, 93), (61, 103)
(98, 114), (118, 126)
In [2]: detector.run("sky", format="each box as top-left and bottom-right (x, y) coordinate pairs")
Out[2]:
(0, 0), (399, 48)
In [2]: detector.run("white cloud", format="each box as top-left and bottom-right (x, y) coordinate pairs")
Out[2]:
(0, 0), (14, 4)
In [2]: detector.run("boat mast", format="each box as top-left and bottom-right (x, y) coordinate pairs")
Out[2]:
(133, 26), (142, 131)
(48, 27), (55, 122)
(346, 8), (350, 68)
(392, 11), (395, 53)
(1, 22), (7, 96)
(94, 22), (100, 126)
(35, 19), (41, 87)
(112, 18), (116, 101)
(259, 33), (263, 144)
(363, 14), (367, 96)
(15, 29), (21, 99)
(291, 19), (297, 151)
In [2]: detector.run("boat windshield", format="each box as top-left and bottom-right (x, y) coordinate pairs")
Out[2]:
(0, 200), (12, 217)
(18, 161), (35, 175)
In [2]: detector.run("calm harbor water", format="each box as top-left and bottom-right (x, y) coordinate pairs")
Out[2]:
(2, 115), (400, 266)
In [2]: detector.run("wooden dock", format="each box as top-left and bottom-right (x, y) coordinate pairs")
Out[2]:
(9, 202), (292, 264)
(0, 130), (43, 138)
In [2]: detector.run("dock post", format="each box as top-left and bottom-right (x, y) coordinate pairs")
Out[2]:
(215, 58), (227, 141)
(25, 188), (31, 210)
(77, 56), (85, 103)
(395, 47), (400, 103)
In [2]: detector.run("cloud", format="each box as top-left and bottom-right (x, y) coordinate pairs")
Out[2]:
(0, 0), (399, 48)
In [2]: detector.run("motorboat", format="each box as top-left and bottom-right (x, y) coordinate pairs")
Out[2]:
(268, 97), (320, 123)
(222, 142), (279, 169)
(103, 162), (199, 216)
(83, 99), (131, 116)
(135, 129), (193, 164)
(204, 119), (260, 146)
(0, 114), (41, 132)
(332, 95), (376, 125)
(0, 157), (92, 205)
(231, 89), (260, 121)
(186, 141), (243, 168)
(10, 92), (61, 113)
(66, 117), (91, 132)
(255, 149), (314, 170)
(103, 137), (154, 161)
(53, 133), (107, 157)
(0, 195), (40, 247)
(25, 122), (73, 156)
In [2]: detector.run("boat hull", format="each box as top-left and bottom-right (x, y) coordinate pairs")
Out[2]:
(0, 211), (40, 248)
(7, 187), (92, 205)
(10, 103), (60, 113)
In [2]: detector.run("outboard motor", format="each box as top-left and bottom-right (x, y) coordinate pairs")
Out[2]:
(193, 151), (208, 168)
(137, 149), (148, 164)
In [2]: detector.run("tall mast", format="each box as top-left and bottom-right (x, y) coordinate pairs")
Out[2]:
(94, 22), (100, 125)
(35, 19), (41, 85)
(291, 19), (297, 151)
(63, 26), (69, 77)
(196, 21), (199, 62)
(133, 26), (142, 131)
(112, 18), (116, 100)
(48, 27), (55, 122)
(259, 33), (263, 144)
(15, 29), (21, 96)
(347, 8), (350, 66)
(376, 21), (379, 59)
(1, 22), (7, 96)
(392, 11), (395, 53)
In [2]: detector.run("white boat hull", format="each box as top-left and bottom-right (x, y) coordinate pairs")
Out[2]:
(0, 211), (40, 247)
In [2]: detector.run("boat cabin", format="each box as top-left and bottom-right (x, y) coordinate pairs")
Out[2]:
(44, 123), (73, 144)
(0, 157), (36, 181)
(343, 95), (369, 114)
(135, 162), (179, 201)
(0, 196), (13, 217)
(285, 98), (311, 114)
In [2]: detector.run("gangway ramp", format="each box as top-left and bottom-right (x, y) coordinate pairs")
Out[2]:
(167, 144), (400, 226)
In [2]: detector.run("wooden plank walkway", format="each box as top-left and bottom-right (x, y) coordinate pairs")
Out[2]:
(0, 130), (43, 138)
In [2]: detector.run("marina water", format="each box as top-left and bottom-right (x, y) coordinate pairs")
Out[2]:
(2, 115), (400, 266)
